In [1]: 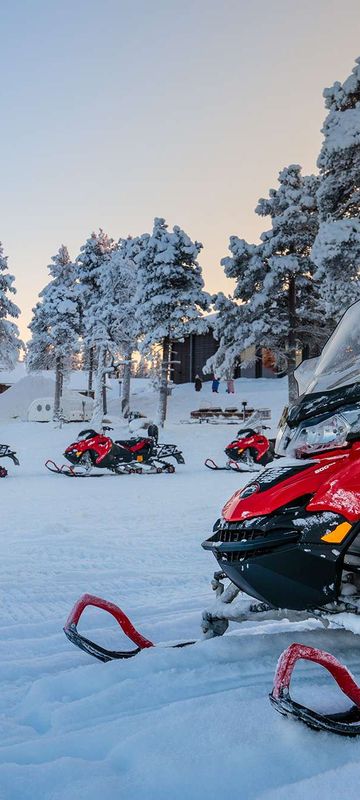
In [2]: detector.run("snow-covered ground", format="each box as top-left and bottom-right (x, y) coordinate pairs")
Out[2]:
(1, 377), (360, 800)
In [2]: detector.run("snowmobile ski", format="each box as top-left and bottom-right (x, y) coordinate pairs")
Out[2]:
(64, 594), (195, 661)
(270, 643), (360, 736)
(204, 457), (260, 472)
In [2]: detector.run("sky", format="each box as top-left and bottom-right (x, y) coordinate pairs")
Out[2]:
(1, 0), (360, 341)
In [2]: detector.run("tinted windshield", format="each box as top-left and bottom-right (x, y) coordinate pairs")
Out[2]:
(304, 301), (360, 394)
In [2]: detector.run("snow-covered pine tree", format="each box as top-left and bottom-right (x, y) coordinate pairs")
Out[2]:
(256, 165), (325, 401)
(27, 245), (80, 419)
(96, 235), (144, 418)
(75, 229), (115, 400)
(0, 243), (22, 368)
(312, 57), (360, 319)
(27, 301), (53, 370)
(206, 292), (248, 379)
(135, 218), (210, 426)
(209, 166), (327, 402)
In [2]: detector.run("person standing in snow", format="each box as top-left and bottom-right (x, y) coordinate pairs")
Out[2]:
(212, 376), (220, 393)
(194, 374), (202, 392)
(226, 378), (235, 394)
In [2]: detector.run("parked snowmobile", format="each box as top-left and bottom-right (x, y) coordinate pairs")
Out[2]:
(205, 422), (275, 472)
(0, 444), (19, 477)
(46, 426), (184, 476)
(201, 299), (360, 733)
(62, 301), (360, 734)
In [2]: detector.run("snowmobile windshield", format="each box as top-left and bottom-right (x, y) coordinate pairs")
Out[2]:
(304, 301), (360, 394)
(276, 302), (360, 456)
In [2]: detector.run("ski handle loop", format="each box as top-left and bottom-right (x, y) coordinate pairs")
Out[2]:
(272, 643), (360, 708)
(64, 594), (154, 651)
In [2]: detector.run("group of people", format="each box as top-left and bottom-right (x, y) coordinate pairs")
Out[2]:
(194, 375), (235, 394)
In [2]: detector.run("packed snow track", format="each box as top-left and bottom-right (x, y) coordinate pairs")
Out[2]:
(1, 381), (360, 800)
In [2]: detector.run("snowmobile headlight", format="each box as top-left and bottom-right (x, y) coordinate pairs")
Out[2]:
(294, 413), (350, 456)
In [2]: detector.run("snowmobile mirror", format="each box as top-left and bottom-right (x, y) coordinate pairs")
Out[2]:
(270, 642), (360, 736)
(346, 430), (360, 443)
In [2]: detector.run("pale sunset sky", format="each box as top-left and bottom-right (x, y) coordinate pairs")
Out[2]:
(1, 0), (360, 340)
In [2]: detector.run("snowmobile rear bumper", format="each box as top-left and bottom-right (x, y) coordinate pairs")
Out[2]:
(270, 643), (360, 736)
(0, 445), (19, 466)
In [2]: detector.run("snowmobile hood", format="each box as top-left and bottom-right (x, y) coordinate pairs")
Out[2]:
(222, 447), (360, 523)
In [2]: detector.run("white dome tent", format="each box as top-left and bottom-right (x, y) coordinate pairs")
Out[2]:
(27, 391), (93, 423)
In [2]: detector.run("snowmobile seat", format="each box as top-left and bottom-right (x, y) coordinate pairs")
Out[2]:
(115, 437), (150, 448)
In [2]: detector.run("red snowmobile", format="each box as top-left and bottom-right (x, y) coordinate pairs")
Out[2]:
(0, 444), (19, 477)
(202, 300), (360, 734)
(46, 425), (184, 476)
(205, 424), (275, 472)
(63, 302), (360, 734)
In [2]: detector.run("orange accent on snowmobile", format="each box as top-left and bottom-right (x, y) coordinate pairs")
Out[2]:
(321, 521), (352, 543)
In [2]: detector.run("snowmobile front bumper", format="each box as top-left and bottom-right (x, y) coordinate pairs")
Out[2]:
(270, 643), (360, 736)
(202, 512), (357, 611)
(202, 529), (340, 610)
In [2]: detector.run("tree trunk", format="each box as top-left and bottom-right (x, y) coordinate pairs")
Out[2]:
(53, 356), (63, 423)
(157, 337), (170, 428)
(92, 346), (107, 425)
(121, 347), (132, 418)
(287, 274), (298, 405)
(88, 346), (95, 395)
(102, 369), (107, 416)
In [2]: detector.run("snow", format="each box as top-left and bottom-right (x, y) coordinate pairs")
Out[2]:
(1, 376), (359, 799)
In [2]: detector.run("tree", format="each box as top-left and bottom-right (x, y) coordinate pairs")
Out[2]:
(312, 57), (360, 319)
(256, 165), (325, 400)
(0, 243), (22, 368)
(135, 218), (210, 425)
(75, 229), (115, 397)
(27, 246), (80, 420)
(96, 235), (143, 418)
(209, 166), (327, 402)
(27, 300), (53, 370)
